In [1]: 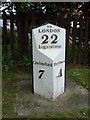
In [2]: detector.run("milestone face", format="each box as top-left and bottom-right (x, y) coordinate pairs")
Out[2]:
(32, 23), (66, 100)
(32, 23), (66, 60)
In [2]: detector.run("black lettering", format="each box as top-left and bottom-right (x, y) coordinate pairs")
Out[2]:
(41, 34), (48, 44)
(57, 29), (60, 32)
(38, 29), (60, 33)
(51, 34), (58, 44)
(38, 29), (41, 33)
(46, 29), (49, 32)
(39, 70), (45, 79)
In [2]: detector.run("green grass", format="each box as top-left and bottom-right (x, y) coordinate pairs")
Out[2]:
(2, 69), (32, 118)
(2, 71), (17, 118)
(27, 108), (89, 118)
(66, 65), (89, 91)
(2, 66), (89, 118)
(63, 108), (89, 118)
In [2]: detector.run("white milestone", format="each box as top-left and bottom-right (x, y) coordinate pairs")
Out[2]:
(32, 23), (66, 101)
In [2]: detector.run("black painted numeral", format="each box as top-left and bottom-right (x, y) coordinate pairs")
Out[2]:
(41, 34), (58, 44)
(39, 70), (45, 79)
(41, 34), (48, 44)
(57, 69), (62, 77)
(51, 34), (58, 44)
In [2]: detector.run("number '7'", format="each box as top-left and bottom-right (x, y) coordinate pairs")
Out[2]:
(39, 70), (45, 79)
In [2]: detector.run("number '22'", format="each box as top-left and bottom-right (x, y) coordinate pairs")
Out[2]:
(41, 34), (58, 44)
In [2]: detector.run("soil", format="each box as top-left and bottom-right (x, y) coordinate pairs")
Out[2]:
(14, 78), (89, 116)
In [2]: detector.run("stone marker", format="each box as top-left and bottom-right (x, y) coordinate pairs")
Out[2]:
(32, 23), (66, 101)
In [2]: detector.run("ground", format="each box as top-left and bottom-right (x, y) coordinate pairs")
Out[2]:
(2, 66), (90, 118)
(14, 78), (89, 117)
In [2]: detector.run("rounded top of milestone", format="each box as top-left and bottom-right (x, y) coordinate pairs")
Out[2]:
(38, 23), (61, 33)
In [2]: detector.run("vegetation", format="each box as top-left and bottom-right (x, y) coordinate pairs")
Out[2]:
(28, 109), (89, 118)
(66, 65), (89, 91)
(24, 109), (89, 118)
(2, 2), (89, 70)
(2, 66), (89, 118)
(2, 30), (88, 71)
(2, 2), (89, 119)
(2, 29), (32, 71)
(2, 69), (32, 118)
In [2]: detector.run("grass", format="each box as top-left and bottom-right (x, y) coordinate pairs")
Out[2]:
(66, 65), (89, 91)
(2, 68), (32, 118)
(2, 65), (89, 118)
(28, 108), (90, 118)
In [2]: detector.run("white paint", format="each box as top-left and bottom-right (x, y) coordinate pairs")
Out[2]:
(32, 23), (66, 101)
